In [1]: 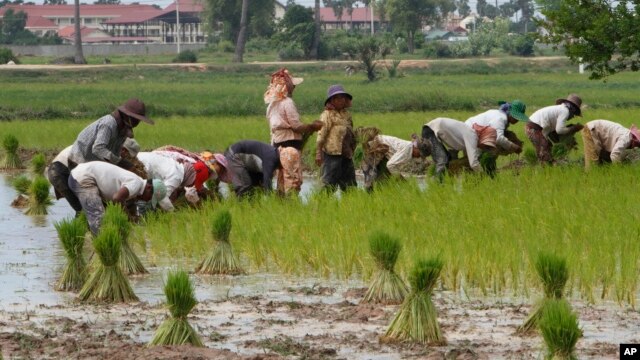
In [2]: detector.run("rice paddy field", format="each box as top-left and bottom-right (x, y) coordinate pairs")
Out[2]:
(1, 58), (640, 359)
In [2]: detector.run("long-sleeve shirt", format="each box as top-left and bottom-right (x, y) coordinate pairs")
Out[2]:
(267, 97), (303, 146)
(229, 140), (279, 192)
(69, 114), (126, 165)
(426, 117), (481, 171)
(529, 104), (572, 137)
(375, 135), (414, 174)
(316, 109), (353, 156)
(137, 152), (185, 211)
(586, 120), (632, 162)
(465, 109), (518, 151)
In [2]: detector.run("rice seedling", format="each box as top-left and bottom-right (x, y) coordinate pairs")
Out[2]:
(383, 257), (446, 345)
(25, 176), (53, 215)
(30, 153), (46, 175)
(54, 217), (89, 291)
(102, 204), (148, 275)
(538, 299), (581, 360)
(195, 209), (244, 275)
(78, 225), (138, 303)
(149, 270), (203, 347)
(517, 252), (569, 334)
(361, 231), (408, 304)
(12, 175), (31, 195)
(1, 134), (21, 169)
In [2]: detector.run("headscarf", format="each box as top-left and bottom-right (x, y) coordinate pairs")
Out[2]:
(264, 68), (295, 104)
(472, 123), (497, 148)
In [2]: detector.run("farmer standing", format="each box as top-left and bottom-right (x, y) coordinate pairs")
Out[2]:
(465, 100), (529, 155)
(315, 85), (357, 191)
(224, 140), (280, 198)
(264, 68), (322, 195)
(421, 118), (497, 180)
(68, 161), (166, 235)
(582, 120), (640, 169)
(525, 94), (583, 163)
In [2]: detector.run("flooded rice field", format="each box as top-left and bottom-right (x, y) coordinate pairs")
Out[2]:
(0, 172), (638, 359)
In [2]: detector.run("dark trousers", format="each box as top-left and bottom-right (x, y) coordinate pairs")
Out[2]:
(225, 151), (263, 198)
(421, 125), (450, 182)
(48, 161), (82, 212)
(321, 153), (356, 191)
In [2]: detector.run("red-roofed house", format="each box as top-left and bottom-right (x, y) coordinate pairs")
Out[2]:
(319, 6), (386, 31)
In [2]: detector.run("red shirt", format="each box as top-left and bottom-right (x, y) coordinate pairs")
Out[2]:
(193, 161), (210, 190)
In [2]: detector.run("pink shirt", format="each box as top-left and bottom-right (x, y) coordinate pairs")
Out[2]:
(267, 97), (303, 145)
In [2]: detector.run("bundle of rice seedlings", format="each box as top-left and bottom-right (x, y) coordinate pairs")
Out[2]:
(31, 153), (46, 176)
(102, 204), (148, 275)
(195, 209), (243, 275)
(517, 252), (569, 334)
(479, 151), (497, 178)
(539, 299), (581, 360)
(54, 217), (89, 291)
(149, 270), (203, 347)
(12, 175), (31, 195)
(383, 257), (446, 345)
(1, 134), (21, 169)
(361, 231), (408, 304)
(78, 226), (138, 302)
(25, 176), (53, 215)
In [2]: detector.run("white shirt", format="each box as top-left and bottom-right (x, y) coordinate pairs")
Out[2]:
(586, 120), (632, 162)
(153, 150), (197, 164)
(137, 152), (185, 211)
(529, 104), (572, 137)
(426, 117), (481, 171)
(465, 109), (517, 151)
(375, 135), (414, 174)
(71, 161), (146, 202)
(52, 146), (72, 167)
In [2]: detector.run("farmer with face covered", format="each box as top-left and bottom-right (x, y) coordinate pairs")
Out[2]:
(420, 117), (498, 180)
(265, 68), (322, 195)
(582, 120), (640, 169)
(526, 94), (584, 163)
(465, 100), (529, 156)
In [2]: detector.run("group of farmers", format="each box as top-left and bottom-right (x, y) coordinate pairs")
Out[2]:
(46, 67), (640, 233)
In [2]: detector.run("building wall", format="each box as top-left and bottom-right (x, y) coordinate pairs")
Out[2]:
(7, 43), (206, 57)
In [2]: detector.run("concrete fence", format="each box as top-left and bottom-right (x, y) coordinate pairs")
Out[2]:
(6, 43), (207, 57)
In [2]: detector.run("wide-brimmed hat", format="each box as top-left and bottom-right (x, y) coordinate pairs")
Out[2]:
(508, 100), (529, 122)
(325, 84), (352, 105)
(555, 94), (582, 116)
(630, 124), (640, 143)
(150, 179), (167, 208)
(121, 138), (140, 157)
(118, 98), (154, 125)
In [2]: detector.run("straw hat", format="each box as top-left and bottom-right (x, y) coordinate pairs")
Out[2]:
(555, 94), (582, 116)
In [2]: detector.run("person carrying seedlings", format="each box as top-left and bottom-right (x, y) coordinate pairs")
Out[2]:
(420, 117), (498, 179)
(582, 120), (640, 169)
(68, 98), (154, 169)
(465, 100), (529, 156)
(264, 68), (323, 195)
(526, 94), (584, 164)
(68, 161), (167, 235)
(224, 140), (280, 198)
(315, 84), (357, 191)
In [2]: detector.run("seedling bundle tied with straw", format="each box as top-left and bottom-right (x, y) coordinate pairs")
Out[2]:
(55, 216), (89, 292)
(149, 270), (203, 347)
(195, 209), (243, 275)
(79, 225), (138, 303)
(1, 134), (21, 169)
(383, 257), (446, 345)
(25, 176), (53, 215)
(539, 299), (581, 360)
(517, 252), (569, 334)
(101, 204), (148, 275)
(361, 231), (408, 304)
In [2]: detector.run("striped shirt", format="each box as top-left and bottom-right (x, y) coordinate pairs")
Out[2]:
(69, 114), (126, 165)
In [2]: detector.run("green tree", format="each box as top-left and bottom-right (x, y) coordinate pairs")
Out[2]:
(310, 0), (321, 59)
(274, 4), (315, 58)
(0, 8), (26, 37)
(537, 0), (639, 79)
(387, 0), (455, 53)
(204, 0), (275, 43)
(456, 0), (470, 17)
(468, 17), (509, 55)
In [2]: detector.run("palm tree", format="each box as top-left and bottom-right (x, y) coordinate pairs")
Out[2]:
(73, 0), (86, 64)
(233, 0), (248, 63)
(309, 0), (320, 59)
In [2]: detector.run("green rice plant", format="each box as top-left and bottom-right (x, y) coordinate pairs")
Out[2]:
(25, 176), (52, 215)
(1, 134), (21, 169)
(54, 217), (89, 291)
(195, 209), (244, 275)
(361, 231), (408, 304)
(102, 204), (148, 275)
(539, 299), (581, 360)
(479, 151), (497, 178)
(12, 175), (31, 195)
(383, 257), (446, 345)
(30, 153), (46, 175)
(517, 252), (569, 334)
(149, 270), (203, 347)
(79, 226), (138, 303)
(523, 147), (538, 165)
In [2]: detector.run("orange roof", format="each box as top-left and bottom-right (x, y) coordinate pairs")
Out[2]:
(102, 8), (164, 24)
(319, 7), (380, 22)
(57, 25), (96, 38)
(25, 15), (57, 29)
(0, 4), (160, 19)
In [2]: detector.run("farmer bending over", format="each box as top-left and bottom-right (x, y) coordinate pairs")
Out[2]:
(465, 100), (529, 156)
(582, 120), (640, 170)
(224, 140), (280, 198)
